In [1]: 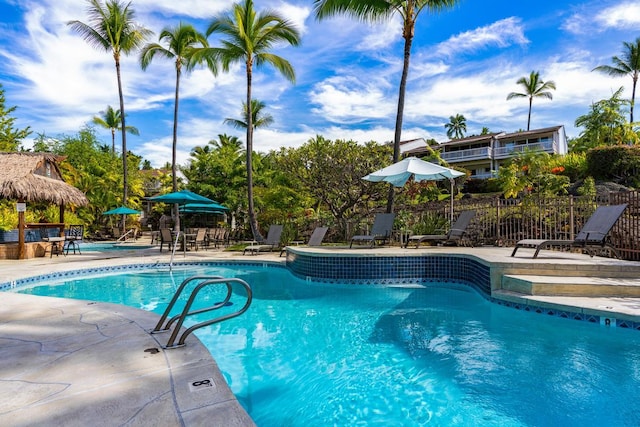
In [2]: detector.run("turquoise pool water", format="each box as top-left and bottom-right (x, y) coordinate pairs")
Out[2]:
(79, 242), (153, 251)
(15, 265), (640, 426)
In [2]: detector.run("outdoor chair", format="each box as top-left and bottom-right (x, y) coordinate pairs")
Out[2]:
(159, 228), (175, 252)
(280, 226), (329, 256)
(350, 213), (395, 248)
(40, 227), (66, 258)
(405, 210), (475, 248)
(64, 224), (84, 255)
(187, 228), (207, 251)
(511, 204), (628, 258)
(243, 225), (284, 255)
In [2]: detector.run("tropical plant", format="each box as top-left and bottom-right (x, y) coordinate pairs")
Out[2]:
(140, 22), (212, 230)
(67, 0), (152, 206)
(276, 136), (392, 239)
(445, 114), (467, 139)
(92, 105), (139, 153)
(497, 149), (569, 198)
(571, 87), (638, 152)
(182, 134), (246, 216)
(506, 71), (556, 131)
(314, 0), (460, 213)
(200, 0), (300, 242)
(593, 37), (640, 124)
(0, 84), (32, 151)
(224, 99), (274, 130)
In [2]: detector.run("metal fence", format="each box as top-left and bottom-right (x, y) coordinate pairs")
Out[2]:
(401, 191), (640, 261)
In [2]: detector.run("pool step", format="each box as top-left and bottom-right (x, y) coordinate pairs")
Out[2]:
(502, 275), (640, 297)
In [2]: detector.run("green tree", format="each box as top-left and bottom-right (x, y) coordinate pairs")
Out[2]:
(506, 71), (556, 131)
(92, 105), (139, 154)
(0, 84), (32, 151)
(314, 0), (459, 214)
(571, 87), (638, 152)
(68, 0), (152, 207)
(277, 136), (392, 239)
(224, 99), (274, 130)
(140, 22), (212, 230)
(593, 37), (640, 124)
(497, 149), (569, 198)
(201, 0), (300, 242)
(182, 134), (246, 213)
(445, 114), (467, 139)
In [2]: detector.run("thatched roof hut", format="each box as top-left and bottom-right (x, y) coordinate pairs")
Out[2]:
(0, 152), (88, 205)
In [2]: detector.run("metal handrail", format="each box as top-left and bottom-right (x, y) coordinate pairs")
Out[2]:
(151, 275), (252, 349)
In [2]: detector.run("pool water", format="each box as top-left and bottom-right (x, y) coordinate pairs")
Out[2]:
(16, 265), (640, 426)
(79, 242), (153, 251)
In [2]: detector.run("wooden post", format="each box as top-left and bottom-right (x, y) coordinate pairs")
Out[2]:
(18, 200), (25, 260)
(59, 204), (65, 236)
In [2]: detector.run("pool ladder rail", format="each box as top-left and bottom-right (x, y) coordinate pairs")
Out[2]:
(150, 275), (253, 349)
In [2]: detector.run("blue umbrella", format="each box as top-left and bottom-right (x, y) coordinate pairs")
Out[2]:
(147, 189), (217, 205)
(179, 202), (228, 213)
(103, 206), (141, 215)
(146, 190), (220, 260)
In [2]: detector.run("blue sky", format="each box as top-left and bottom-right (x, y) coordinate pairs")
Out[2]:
(0, 0), (639, 167)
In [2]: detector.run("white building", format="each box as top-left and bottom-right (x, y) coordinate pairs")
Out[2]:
(405, 126), (568, 179)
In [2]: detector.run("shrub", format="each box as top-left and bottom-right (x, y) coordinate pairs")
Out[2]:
(586, 146), (640, 187)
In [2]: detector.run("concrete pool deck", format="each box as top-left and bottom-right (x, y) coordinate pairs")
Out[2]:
(1, 239), (640, 426)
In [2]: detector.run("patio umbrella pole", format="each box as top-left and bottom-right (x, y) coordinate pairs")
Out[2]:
(169, 231), (180, 271)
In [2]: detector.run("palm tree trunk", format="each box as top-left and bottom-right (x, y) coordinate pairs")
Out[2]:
(115, 56), (128, 234)
(386, 29), (413, 213)
(111, 128), (116, 154)
(527, 96), (533, 131)
(172, 65), (181, 231)
(246, 62), (263, 242)
(631, 72), (637, 125)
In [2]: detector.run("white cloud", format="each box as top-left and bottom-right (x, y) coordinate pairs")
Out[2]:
(596, 1), (640, 29)
(309, 76), (395, 124)
(562, 1), (640, 34)
(434, 17), (529, 58)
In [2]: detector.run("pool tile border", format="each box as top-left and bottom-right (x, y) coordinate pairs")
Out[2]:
(286, 251), (640, 331)
(3, 256), (640, 331)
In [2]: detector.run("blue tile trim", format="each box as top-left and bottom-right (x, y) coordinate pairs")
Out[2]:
(286, 252), (491, 294)
(3, 256), (639, 331)
(0, 260), (286, 291)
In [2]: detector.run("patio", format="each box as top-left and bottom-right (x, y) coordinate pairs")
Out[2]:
(1, 236), (639, 425)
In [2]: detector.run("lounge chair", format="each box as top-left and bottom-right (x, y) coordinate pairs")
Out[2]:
(159, 228), (175, 252)
(350, 213), (395, 248)
(243, 225), (284, 255)
(511, 204), (627, 258)
(280, 226), (329, 256)
(405, 210), (475, 248)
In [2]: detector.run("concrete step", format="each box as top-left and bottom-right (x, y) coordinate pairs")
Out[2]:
(502, 275), (640, 297)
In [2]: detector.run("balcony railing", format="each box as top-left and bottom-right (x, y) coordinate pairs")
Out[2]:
(493, 141), (555, 159)
(441, 146), (492, 163)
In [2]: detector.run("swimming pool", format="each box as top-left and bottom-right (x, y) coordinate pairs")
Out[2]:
(79, 242), (154, 251)
(15, 264), (640, 426)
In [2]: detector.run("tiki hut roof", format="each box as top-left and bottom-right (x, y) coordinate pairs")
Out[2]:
(0, 152), (88, 206)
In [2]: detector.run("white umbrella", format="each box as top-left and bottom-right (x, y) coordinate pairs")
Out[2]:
(362, 157), (464, 219)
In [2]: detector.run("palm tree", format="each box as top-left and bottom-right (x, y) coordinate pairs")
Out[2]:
(201, 0), (300, 242)
(506, 71), (556, 131)
(224, 99), (274, 130)
(68, 0), (151, 206)
(314, 0), (459, 214)
(92, 105), (139, 154)
(140, 23), (212, 231)
(445, 114), (467, 139)
(593, 37), (640, 124)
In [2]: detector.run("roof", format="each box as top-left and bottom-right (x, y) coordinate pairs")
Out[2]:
(496, 126), (565, 140)
(0, 152), (89, 205)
